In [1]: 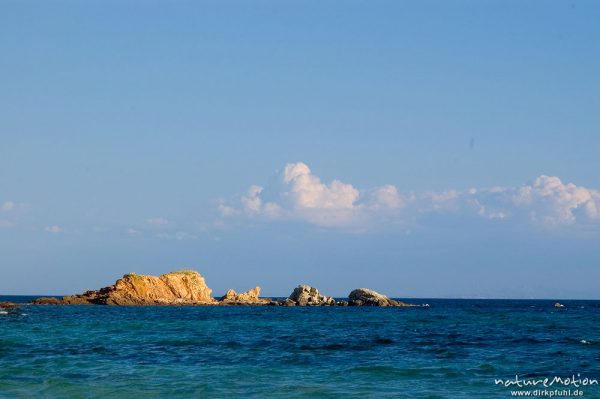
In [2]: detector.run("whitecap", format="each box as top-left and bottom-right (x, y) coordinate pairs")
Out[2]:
(580, 339), (591, 345)
(0, 311), (7, 315)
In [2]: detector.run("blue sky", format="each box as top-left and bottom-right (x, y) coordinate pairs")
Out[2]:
(1, 1), (599, 298)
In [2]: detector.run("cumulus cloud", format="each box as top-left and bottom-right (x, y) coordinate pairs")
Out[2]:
(418, 175), (600, 226)
(221, 162), (405, 227)
(282, 163), (359, 210)
(218, 162), (600, 231)
(512, 175), (600, 225)
(370, 185), (404, 209)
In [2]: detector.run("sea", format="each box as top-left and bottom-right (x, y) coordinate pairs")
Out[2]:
(1, 296), (599, 398)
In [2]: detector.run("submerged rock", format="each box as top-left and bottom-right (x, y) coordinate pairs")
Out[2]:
(348, 288), (410, 307)
(219, 287), (270, 305)
(288, 285), (335, 306)
(33, 270), (216, 306)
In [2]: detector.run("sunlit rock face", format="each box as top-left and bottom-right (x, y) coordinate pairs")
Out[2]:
(288, 285), (335, 306)
(35, 270), (216, 306)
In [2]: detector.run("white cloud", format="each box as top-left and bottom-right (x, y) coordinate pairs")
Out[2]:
(370, 185), (404, 209)
(1, 201), (15, 212)
(221, 162), (403, 227)
(263, 202), (282, 218)
(283, 162), (359, 210)
(512, 175), (600, 225)
(146, 217), (169, 226)
(241, 185), (263, 214)
(219, 162), (600, 230)
(218, 203), (237, 217)
(420, 176), (600, 226)
(45, 225), (63, 234)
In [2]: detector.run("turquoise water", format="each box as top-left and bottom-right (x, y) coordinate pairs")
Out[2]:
(1, 297), (599, 398)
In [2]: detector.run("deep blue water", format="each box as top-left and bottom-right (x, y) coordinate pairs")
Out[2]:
(1, 297), (599, 398)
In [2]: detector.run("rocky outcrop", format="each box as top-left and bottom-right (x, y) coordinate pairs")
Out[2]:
(62, 294), (98, 305)
(288, 285), (335, 306)
(96, 270), (215, 305)
(348, 288), (410, 307)
(32, 297), (64, 305)
(219, 287), (270, 305)
(31, 271), (415, 308)
(33, 296), (95, 305)
(0, 301), (19, 309)
(33, 270), (216, 306)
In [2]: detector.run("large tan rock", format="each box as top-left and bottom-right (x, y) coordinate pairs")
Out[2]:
(34, 270), (216, 306)
(106, 271), (215, 305)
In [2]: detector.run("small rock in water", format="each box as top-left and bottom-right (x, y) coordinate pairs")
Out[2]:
(219, 287), (270, 305)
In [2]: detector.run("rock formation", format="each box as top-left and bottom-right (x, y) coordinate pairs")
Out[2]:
(31, 270), (414, 308)
(282, 298), (296, 306)
(219, 287), (270, 305)
(348, 288), (410, 307)
(288, 285), (335, 306)
(32, 297), (65, 305)
(0, 301), (19, 310)
(34, 270), (216, 306)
